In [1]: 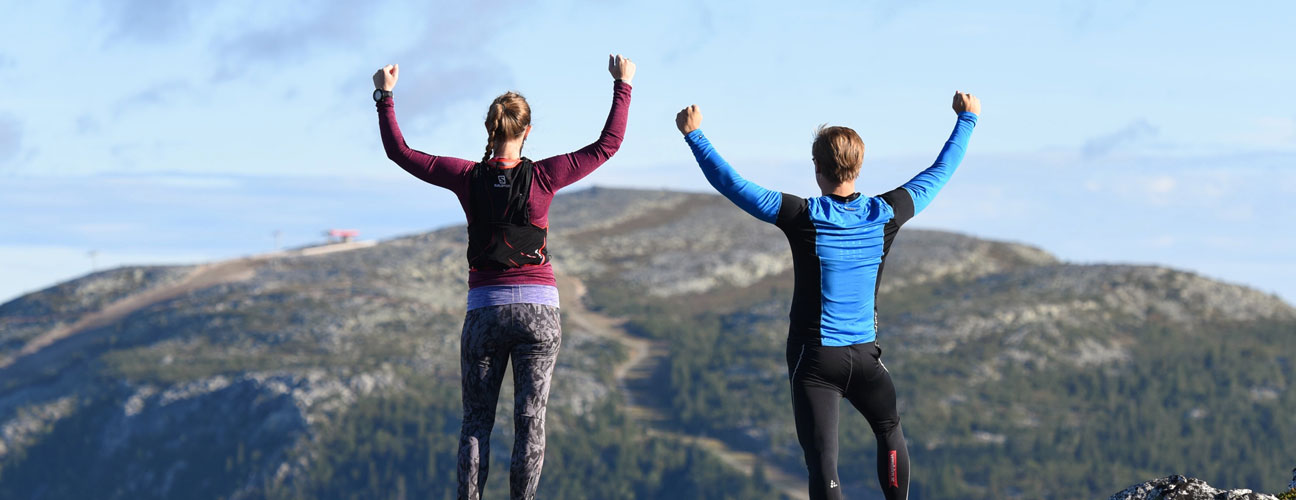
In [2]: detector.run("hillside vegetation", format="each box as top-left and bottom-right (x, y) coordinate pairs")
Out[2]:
(1, 187), (1291, 499)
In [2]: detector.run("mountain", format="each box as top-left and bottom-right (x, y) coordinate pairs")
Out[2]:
(1, 187), (1292, 500)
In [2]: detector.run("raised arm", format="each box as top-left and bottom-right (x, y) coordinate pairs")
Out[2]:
(677, 105), (782, 223)
(373, 64), (474, 191)
(901, 91), (981, 215)
(537, 55), (635, 190)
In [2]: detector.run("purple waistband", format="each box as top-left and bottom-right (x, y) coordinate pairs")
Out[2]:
(466, 285), (561, 311)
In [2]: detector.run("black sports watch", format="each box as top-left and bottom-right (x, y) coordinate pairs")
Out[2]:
(373, 89), (392, 102)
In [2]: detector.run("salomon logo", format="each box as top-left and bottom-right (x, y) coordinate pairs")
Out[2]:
(494, 175), (509, 188)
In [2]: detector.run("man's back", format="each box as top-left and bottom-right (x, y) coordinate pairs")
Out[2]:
(775, 191), (912, 346)
(675, 91), (981, 500)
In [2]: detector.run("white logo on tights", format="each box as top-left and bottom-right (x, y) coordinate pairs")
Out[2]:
(829, 480), (838, 488)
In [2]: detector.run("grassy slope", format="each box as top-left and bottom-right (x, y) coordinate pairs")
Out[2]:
(583, 255), (1295, 499)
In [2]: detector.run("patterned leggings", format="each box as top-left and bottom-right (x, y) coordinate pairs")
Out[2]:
(457, 303), (562, 500)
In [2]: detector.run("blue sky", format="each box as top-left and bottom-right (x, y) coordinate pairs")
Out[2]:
(2, 0), (1294, 304)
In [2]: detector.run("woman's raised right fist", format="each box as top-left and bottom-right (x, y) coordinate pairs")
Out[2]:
(608, 54), (635, 85)
(374, 64), (399, 91)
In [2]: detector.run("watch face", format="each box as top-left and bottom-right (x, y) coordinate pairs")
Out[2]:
(373, 89), (384, 101)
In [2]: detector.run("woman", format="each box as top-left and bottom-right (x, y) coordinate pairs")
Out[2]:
(373, 54), (635, 500)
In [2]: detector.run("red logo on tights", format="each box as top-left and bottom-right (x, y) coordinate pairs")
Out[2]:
(889, 450), (898, 487)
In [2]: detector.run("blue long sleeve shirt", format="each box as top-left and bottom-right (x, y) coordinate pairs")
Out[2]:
(683, 112), (978, 345)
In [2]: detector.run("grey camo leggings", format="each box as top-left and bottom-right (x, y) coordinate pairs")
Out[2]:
(458, 303), (561, 500)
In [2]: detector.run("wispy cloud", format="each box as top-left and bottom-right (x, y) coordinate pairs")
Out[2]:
(393, 62), (509, 125)
(896, 147), (1296, 302)
(98, 0), (208, 44)
(110, 80), (195, 117)
(0, 114), (22, 165)
(1059, 0), (1151, 34)
(86, 0), (526, 133)
(76, 114), (101, 135)
(209, 0), (373, 81)
(202, 0), (514, 122)
(1081, 118), (1158, 161)
(369, 3), (526, 122)
(662, 1), (717, 63)
(871, 0), (928, 27)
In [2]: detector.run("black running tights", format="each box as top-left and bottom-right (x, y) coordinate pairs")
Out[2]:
(786, 340), (910, 500)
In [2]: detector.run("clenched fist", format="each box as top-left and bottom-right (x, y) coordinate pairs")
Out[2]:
(676, 105), (702, 135)
(952, 91), (980, 115)
(373, 64), (399, 91)
(608, 54), (635, 85)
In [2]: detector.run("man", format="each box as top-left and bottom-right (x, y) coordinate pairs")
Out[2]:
(675, 92), (980, 500)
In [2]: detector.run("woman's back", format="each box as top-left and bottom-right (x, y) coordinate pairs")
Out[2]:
(371, 55), (636, 500)
(375, 63), (632, 288)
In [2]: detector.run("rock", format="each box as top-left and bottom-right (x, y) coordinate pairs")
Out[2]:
(1110, 475), (1277, 500)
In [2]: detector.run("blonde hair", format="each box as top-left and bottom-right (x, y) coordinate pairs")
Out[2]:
(482, 92), (531, 162)
(812, 125), (865, 184)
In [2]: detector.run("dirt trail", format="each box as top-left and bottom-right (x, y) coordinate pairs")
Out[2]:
(1, 241), (376, 370)
(558, 274), (809, 500)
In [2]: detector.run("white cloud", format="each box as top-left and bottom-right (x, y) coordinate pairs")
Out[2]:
(1147, 175), (1175, 194)
(1140, 234), (1176, 248)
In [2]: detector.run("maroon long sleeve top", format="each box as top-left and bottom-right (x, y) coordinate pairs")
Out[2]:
(378, 80), (632, 289)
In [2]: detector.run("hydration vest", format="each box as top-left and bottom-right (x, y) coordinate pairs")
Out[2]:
(466, 158), (550, 270)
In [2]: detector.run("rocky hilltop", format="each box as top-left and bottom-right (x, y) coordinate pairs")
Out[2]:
(1110, 475), (1284, 500)
(1, 187), (1292, 500)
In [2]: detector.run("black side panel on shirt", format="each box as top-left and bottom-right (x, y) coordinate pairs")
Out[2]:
(872, 188), (916, 322)
(466, 159), (550, 270)
(775, 193), (824, 344)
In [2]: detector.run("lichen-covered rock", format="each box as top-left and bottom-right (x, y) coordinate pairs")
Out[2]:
(1110, 475), (1277, 500)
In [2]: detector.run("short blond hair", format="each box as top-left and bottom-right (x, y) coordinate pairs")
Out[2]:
(812, 125), (865, 184)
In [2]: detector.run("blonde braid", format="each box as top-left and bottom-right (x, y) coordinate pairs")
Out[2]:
(480, 93), (530, 163)
(482, 103), (504, 163)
